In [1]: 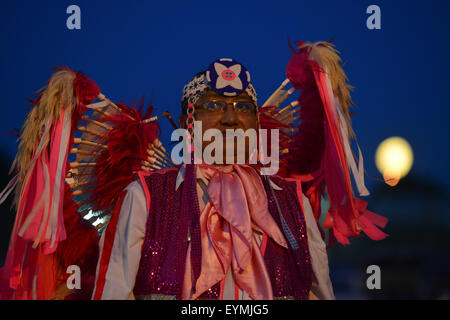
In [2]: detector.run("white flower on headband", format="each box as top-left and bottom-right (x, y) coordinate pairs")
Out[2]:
(214, 63), (243, 90)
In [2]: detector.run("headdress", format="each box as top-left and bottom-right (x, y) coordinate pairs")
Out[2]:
(181, 58), (257, 110)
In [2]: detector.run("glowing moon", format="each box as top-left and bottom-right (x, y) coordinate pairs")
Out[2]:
(375, 137), (414, 186)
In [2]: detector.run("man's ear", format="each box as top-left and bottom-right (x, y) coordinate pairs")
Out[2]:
(178, 114), (187, 129)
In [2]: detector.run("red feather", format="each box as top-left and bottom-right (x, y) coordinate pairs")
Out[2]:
(91, 101), (160, 214)
(73, 71), (100, 107)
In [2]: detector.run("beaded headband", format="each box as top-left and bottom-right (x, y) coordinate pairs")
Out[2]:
(181, 58), (258, 109)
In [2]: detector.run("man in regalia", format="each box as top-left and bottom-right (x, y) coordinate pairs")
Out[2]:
(0, 41), (387, 300)
(92, 47), (357, 300)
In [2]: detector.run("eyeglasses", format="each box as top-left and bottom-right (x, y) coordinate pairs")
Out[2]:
(197, 100), (257, 114)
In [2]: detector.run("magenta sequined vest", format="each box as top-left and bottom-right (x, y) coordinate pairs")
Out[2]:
(133, 166), (312, 300)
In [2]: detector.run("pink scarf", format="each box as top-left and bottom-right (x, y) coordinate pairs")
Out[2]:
(183, 164), (287, 300)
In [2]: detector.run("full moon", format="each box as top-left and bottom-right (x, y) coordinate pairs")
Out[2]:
(375, 137), (414, 186)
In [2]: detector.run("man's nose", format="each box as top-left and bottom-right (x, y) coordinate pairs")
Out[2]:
(220, 104), (238, 126)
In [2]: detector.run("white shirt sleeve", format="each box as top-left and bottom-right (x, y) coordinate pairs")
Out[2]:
(302, 193), (336, 300)
(92, 180), (148, 300)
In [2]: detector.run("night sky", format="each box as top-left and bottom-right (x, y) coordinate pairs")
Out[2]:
(0, 0), (449, 194)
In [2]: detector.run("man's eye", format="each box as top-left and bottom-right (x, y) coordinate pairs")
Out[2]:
(235, 102), (255, 112)
(203, 101), (224, 110)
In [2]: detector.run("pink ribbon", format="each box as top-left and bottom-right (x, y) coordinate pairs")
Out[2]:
(185, 164), (287, 300)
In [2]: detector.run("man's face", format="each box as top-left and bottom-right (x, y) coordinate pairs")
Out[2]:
(179, 90), (258, 163)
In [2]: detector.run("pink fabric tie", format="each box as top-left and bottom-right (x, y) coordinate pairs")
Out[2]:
(185, 164), (287, 300)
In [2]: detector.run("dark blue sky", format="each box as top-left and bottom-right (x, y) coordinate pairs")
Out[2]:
(0, 0), (449, 193)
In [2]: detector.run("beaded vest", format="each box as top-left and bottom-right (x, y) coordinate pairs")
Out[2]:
(133, 166), (312, 300)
